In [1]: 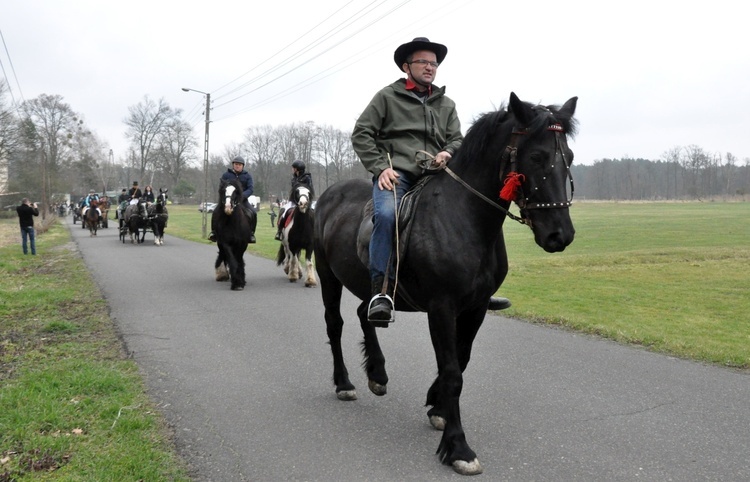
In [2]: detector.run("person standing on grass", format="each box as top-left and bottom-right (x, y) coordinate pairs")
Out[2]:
(17, 198), (39, 255)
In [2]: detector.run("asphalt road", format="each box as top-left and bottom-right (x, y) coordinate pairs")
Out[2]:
(66, 218), (750, 481)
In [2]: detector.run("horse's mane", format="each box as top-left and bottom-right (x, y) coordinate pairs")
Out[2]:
(456, 99), (578, 167)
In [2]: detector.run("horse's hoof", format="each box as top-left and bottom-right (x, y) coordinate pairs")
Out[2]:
(452, 458), (483, 476)
(231, 286), (244, 291)
(368, 379), (387, 396)
(429, 415), (446, 431)
(336, 390), (357, 401)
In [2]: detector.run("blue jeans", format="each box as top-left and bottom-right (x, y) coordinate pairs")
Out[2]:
(369, 170), (415, 280)
(21, 226), (36, 255)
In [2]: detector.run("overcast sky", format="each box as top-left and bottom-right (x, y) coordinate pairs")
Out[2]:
(1, 0), (747, 167)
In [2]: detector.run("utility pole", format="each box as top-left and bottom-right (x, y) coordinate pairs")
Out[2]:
(202, 93), (210, 239)
(182, 87), (211, 238)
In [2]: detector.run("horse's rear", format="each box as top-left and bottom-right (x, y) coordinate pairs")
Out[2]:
(314, 179), (383, 402)
(314, 179), (372, 301)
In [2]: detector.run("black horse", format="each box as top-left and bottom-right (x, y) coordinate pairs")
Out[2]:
(148, 189), (169, 246)
(212, 178), (253, 290)
(276, 185), (317, 287)
(313, 93), (577, 475)
(123, 200), (149, 244)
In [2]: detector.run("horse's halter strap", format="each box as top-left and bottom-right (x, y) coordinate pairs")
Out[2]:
(504, 124), (574, 212)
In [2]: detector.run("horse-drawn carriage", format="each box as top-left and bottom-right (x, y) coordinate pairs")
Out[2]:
(119, 190), (169, 245)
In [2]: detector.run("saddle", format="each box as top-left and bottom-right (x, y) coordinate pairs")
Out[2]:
(282, 207), (295, 229)
(356, 176), (434, 311)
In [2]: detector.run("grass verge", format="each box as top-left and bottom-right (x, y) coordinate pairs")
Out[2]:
(0, 217), (189, 481)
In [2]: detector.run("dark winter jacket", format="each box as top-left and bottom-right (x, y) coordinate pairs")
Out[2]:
(290, 172), (314, 200)
(221, 168), (254, 201)
(351, 78), (463, 180)
(17, 203), (39, 228)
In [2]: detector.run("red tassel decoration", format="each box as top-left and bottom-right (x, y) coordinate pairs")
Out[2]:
(499, 172), (525, 201)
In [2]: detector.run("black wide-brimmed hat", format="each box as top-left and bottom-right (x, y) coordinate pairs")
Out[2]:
(394, 37), (447, 71)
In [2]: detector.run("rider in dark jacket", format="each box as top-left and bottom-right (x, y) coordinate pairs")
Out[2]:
(209, 156), (257, 243)
(275, 160), (314, 240)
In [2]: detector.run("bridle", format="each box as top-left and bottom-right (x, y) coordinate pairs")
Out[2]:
(222, 184), (240, 211)
(427, 120), (574, 226)
(502, 123), (575, 211)
(295, 186), (311, 213)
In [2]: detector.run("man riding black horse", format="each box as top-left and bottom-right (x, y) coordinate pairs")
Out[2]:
(209, 156), (257, 244)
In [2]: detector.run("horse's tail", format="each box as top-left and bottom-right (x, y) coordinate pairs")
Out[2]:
(276, 243), (285, 266)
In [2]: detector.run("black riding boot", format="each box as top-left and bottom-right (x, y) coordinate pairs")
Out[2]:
(488, 296), (512, 311)
(244, 206), (257, 243)
(274, 209), (286, 241)
(368, 275), (395, 327)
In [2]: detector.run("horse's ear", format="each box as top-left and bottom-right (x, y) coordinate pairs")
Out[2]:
(558, 96), (579, 136)
(559, 96), (578, 118)
(508, 92), (534, 126)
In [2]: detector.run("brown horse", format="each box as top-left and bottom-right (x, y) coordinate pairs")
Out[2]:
(85, 200), (101, 236)
(97, 196), (110, 228)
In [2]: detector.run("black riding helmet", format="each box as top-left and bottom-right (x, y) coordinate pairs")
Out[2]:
(292, 160), (306, 173)
(232, 155), (246, 166)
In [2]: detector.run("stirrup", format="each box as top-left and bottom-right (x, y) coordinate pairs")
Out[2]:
(367, 294), (395, 326)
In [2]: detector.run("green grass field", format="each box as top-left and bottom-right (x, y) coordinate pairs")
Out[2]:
(500, 202), (750, 368)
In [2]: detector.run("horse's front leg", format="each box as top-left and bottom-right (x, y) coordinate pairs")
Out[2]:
(428, 306), (483, 475)
(285, 245), (298, 282)
(303, 249), (317, 287)
(215, 248), (229, 282)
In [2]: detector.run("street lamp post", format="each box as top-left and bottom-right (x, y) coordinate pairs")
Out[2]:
(182, 87), (211, 239)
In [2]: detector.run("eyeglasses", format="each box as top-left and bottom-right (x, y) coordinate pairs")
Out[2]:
(409, 59), (439, 68)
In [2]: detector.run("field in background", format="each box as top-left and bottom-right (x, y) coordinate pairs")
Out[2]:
(500, 202), (750, 368)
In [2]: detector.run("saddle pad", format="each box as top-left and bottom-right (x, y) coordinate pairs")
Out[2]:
(355, 175), (434, 268)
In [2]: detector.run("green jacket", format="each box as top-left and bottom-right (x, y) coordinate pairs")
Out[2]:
(352, 78), (463, 180)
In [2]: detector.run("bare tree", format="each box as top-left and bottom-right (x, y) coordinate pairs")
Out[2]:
(314, 124), (357, 190)
(20, 94), (88, 213)
(243, 125), (280, 201)
(124, 96), (174, 181)
(153, 115), (199, 188)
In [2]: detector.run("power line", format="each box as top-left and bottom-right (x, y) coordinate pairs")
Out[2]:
(211, 0), (363, 99)
(212, 0), (468, 124)
(0, 28), (24, 111)
(212, 0), (394, 106)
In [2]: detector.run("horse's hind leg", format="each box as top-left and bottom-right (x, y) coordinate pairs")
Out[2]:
(356, 301), (388, 396)
(318, 264), (357, 400)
